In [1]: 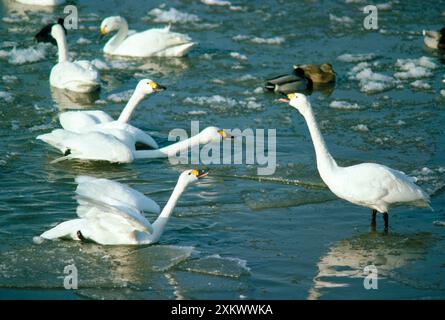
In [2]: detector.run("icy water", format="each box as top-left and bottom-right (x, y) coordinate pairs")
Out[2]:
(1, 0), (445, 300)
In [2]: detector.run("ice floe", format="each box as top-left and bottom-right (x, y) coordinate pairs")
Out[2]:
(0, 91), (14, 103)
(351, 124), (369, 132)
(337, 53), (377, 63)
(201, 0), (231, 6)
(348, 62), (394, 93)
(148, 8), (200, 24)
(394, 56), (436, 80)
(233, 34), (285, 45)
(0, 43), (48, 65)
(329, 100), (361, 110)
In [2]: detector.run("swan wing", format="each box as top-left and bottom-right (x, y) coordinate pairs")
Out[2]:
(92, 122), (159, 149)
(114, 28), (194, 57)
(59, 110), (114, 133)
(36, 128), (78, 153)
(75, 176), (161, 214)
(50, 61), (100, 92)
(57, 131), (134, 163)
(75, 194), (154, 234)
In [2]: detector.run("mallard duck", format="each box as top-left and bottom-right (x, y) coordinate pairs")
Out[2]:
(265, 68), (312, 94)
(294, 63), (336, 84)
(423, 28), (445, 49)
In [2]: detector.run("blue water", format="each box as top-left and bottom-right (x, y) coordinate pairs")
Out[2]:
(0, 0), (445, 299)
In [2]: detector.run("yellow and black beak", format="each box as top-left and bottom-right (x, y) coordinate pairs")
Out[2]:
(191, 169), (208, 179)
(149, 81), (167, 92)
(98, 26), (107, 41)
(278, 93), (296, 103)
(218, 129), (233, 139)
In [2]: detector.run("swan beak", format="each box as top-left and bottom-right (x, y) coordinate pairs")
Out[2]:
(149, 81), (167, 92)
(192, 169), (208, 179)
(155, 84), (167, 92)
(100, 26), (107, 35)
(279, 93), (296, 103)
(218, 129), (233, 139)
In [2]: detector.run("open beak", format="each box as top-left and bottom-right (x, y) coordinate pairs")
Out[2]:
(278, 98), (290, 103)
(196, 169), (208, 179)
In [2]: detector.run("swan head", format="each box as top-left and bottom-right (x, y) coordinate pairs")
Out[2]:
(197, 126), (231, 144)
(50, 23), (66, 42)
(35, 18), (66, 45)
(279, 93), (312, 116)
(100, 16), (125, 36)
(135, 79), (167, 96)
(179, 169), (209, 186)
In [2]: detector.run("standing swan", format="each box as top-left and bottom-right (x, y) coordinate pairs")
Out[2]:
(279, 93), (430, 229)
(99, 16), (195, 57)
(38, 169), (208, 245)
(46, 23), (100, 93)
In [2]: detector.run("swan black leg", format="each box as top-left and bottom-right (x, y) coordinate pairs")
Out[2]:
(383, 212), (389, 230)
(371, 209), (377, 225)
(77, 230), (85, 241)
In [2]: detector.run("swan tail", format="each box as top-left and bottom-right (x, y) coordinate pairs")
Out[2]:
(40, 219), (85, 240)
(50, 154), (72, 164)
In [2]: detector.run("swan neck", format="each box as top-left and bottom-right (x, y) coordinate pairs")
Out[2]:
(303, 106), (337, 176)
(117, 91), (144, 123)
(55, 32), (68, 63)
(134, 134), (202, 159)
(151, 180), (187, 240)
(106, 18), (128, 51)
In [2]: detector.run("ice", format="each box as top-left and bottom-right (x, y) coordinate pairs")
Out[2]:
(148, 8), (200, 24)
(201, 0), (231, 6)
(184, 95), (238, 108)
(0, 91), (14, 103)
(394, 57), (436, 79)
(76, 37), (92, 45)
(2, 75), (18, 83)
(90, 58), (110, 70)
(229, 52), (247, 61)
(329, 100), (361, 110)
(4, 43), (48, 65)
(410, 80), (431, 90)
(233, 35), (285, 45)
(433, 221), (445, 227)
(351, 124), (369, 132)
(188, 110), (208, 115)
(329, 14), (354, 25)
(337, 53), (377, 63)
(348, 63), (394, 93)
(237, 74), (256, 81)
(107, 90), (134, 103)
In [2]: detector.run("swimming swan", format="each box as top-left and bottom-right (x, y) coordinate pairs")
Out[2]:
(38, 169), (208, 245)
(37, 126), (231, 163)
(42, 23), (100, 93)
(423, 28), (445, 49)
(279, 93), (430, 229)
(99, 16), (195, 57)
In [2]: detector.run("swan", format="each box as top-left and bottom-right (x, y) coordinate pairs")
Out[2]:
(99, 16), (195, 57)
(37, 126), (231, 163)
(279, 93), (430, 229)
(38, 169), (208, 245)
(58, 79), (166, 149)
(423, 28), (445, 49)
(39, 23), (100, 93)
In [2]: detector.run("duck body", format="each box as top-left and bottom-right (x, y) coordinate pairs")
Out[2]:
(423, 28), (445, 49)
(101, 17), (195, 57)
(295, 63), (336, 84)
(265, 68), (312, 94)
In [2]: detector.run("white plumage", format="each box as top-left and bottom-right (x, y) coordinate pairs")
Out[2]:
(39, 169), (208, 245)
(100, 16), (195, 57)
(49, 24), (100, 93)
(281, 93), (430, 228)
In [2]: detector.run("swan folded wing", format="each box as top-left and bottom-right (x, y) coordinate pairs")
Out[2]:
(52, 61), (100, 87)
(59, 111), (113, 133)
(92, 122), (159, 149)
(75, 176), (161, 214)
(36, 129), (78, 153)
(75, 194), (154, 234)
(121, 28), (193, 56)
(339, 163), (429, 206)
(62, 131), (134, 163)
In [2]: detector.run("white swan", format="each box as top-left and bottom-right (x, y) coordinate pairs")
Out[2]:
(58, 79), (166, 149)
(100, 16), (195, 57)
(37, 126), (231, 163)
(279, 93), (430, 229)
(47, 23), (100, 93)
(39, 169), (208, 245)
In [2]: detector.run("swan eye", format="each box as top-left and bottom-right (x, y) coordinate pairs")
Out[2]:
(148, 81), (158, 89)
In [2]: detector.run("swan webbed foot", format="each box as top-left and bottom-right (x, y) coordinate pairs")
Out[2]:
(77, 230), (85, 241)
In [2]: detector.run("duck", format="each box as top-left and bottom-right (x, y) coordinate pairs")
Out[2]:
(37, 126), (231, 163)
(294, 63), (336, 84)
(38, 169), (208, 245)
(265, 63), (335, 94)
(279, 93), (430, 230)
(58, 78), (166, 149)
(99, 16), (195, 57)
(37, 23), (100, 93)
(423, 28), (445, 49)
